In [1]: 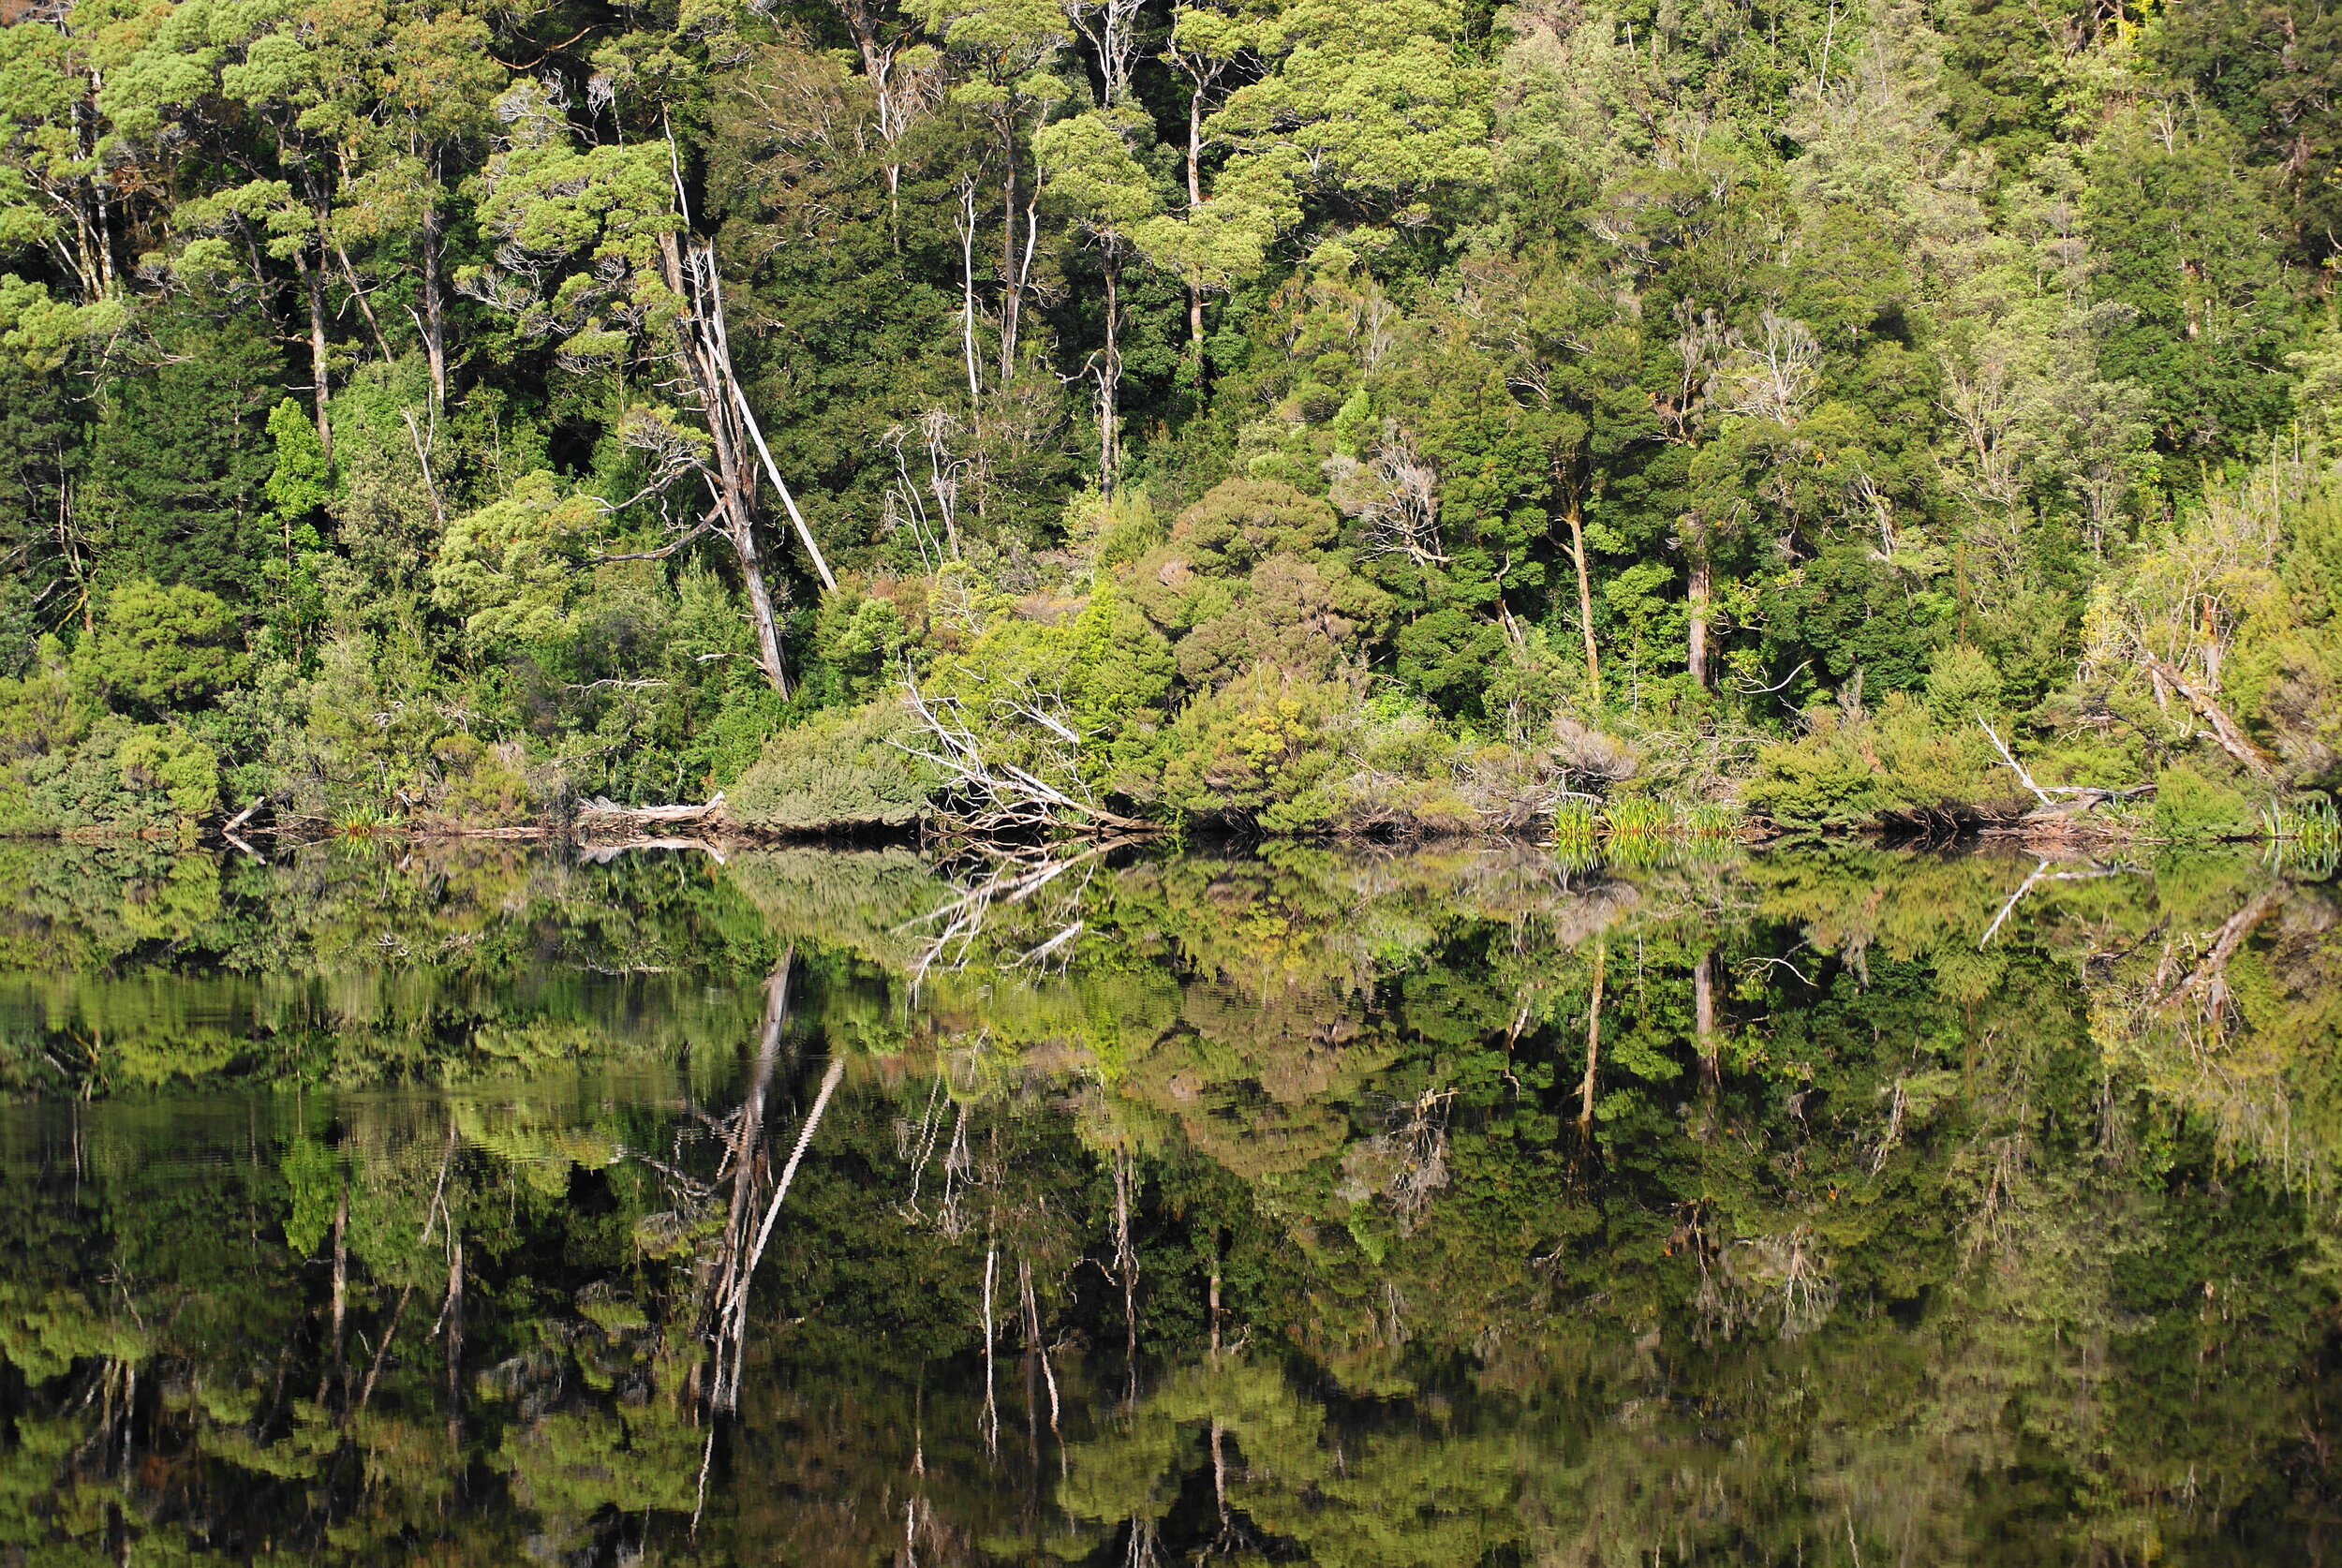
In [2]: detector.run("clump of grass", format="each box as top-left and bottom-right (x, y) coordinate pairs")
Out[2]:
(1548, 795), (1747, 871)
(1680, 801), (1744, 837)
(1601, 796), (1673, 836)
(334, 804), (400, 836)
(2269, 793), (2340, 877)
(1550, 800), (1598, 866)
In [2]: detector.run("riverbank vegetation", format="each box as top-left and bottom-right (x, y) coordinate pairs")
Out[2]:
(4, 0), (2341, 840)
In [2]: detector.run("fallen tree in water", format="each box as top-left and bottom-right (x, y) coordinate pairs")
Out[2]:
(576, 792), (732, 843)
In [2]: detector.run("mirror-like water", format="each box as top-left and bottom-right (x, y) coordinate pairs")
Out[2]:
(0, 838), (2335, 1565)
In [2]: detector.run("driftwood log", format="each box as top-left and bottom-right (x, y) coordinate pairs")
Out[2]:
(576, 792), (730, 840)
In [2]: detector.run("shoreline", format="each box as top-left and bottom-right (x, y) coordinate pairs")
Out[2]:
(0, 811), (2304, 855)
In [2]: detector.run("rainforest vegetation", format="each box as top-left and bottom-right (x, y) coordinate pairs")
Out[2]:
(4, 0), (2342, 837)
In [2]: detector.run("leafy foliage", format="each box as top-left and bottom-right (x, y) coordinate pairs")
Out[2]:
(0, 0), (2335, 836)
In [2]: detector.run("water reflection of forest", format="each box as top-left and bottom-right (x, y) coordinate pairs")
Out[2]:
(0, 838), (2335, 1564)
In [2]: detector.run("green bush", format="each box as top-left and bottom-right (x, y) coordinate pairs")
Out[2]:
(430, 733), (536, 825)
(813, 589), (913, 703)
(116, 730), (220, 818)
(2151, 761), (2260, 842)
(0, 718), (213, 833)
(1743, 693), (2029, 830)
(76, 580), (245, 712)
(1924, 643), (2006, 723)
(1158, 671), (1354, 834)
(731, 702), (937, 832)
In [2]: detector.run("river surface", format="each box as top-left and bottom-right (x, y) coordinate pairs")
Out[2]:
(0, 836), (2336, 1565)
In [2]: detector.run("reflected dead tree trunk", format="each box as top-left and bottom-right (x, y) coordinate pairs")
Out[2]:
(982, 1244), (1000, 1459)
(1695, 950), (1716, 1072)
(443, 1234), (464, 1458)
(1211, 1417), (1230, 1539)
(1113, 1146), (1139, 1402)
(715, 1049), (845, 1410)
(711, 954), (794, 1332)
(2157, 883), (2284, 1013)
(1020, 1255), (1060, 1442)
(1579, 939), (1607, 1127)
(357, 1284), (412, 1413)
(318, 1188), (348, 1410)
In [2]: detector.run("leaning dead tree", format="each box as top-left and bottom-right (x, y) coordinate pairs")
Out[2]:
(895, 671), (1153, 840)
(1977, 719), (2157, 815)
(654, 223), (836, 698)
(467, 94), (836, 700)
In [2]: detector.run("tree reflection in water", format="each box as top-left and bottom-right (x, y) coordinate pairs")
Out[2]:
(0, 838), (2334, 1564)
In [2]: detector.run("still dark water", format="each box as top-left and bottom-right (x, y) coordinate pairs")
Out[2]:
(0, 836), (2337, 1565)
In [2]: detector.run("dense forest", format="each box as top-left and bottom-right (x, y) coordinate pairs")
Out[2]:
(4, 0), (2342, 837)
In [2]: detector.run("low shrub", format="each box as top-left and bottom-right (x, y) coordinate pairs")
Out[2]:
(1742, 694), (2030, 831)
(731, 702), (937, 833)
(2151, 761), (2260, 842)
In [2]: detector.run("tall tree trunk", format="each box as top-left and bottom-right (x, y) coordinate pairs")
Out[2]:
(334, 234), (396, 366)
(719, 476), (790, 696)
(998, 149), (1022, 382)
(691, 242), (837, 592)
(1687, 551), (1711, 688)
(1207, 1236), (1221, 1354)
(957, 178), (982, 407)
(421, 185), (448, 408)
(1186, 86), (1206, 363)
(1566, 496), (1600, 705)
(849, 25), (905, 238)
(302, 252), (333, 466)
(1099, 258), (1120, 498)
(662, 233), (793, 694)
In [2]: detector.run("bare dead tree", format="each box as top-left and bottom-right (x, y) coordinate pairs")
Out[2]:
(1332, 424), (1450, 569)
(895, 672), (1153, 840)
(882, 410), (970, 569)
(1065, 0), (1148, 106)
(1710, 309), (1822, 426)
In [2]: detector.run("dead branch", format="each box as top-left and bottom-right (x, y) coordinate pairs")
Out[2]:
(1978, 718), (2151, 812)
(1977, 718), (2052, 807)
(897, 843), (1113, 992)
(2135, 653), (2278, 782)
(578, 791), (724, 824)
(591, 520), (715, 563)
(576, 794), (728, 847)
(1979, 860), (2124, 948)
